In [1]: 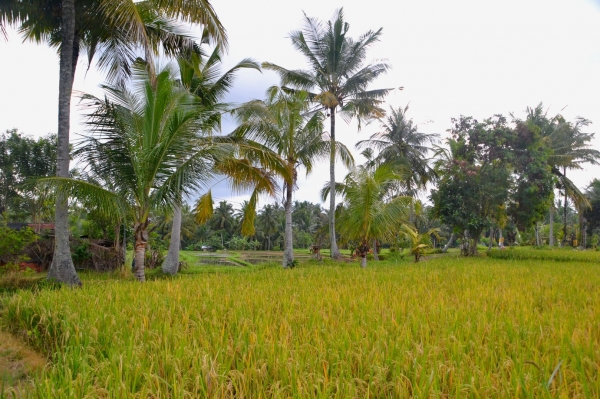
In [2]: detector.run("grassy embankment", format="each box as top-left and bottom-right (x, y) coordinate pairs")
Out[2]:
(1, 251), (599, 398)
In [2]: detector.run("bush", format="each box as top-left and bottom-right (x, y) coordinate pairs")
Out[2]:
(0, 225), (37, 266)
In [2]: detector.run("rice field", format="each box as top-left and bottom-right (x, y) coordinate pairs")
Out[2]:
(1, 256), (599, 398)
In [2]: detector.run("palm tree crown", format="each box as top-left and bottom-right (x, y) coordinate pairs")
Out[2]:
(357, 105), (438, 196)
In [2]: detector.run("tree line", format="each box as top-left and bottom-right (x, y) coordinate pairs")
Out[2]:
(2, 4), (599, 284)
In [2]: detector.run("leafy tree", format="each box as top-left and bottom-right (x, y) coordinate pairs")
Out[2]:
(431, 116), (512, 255)
(506, 114), (555, 233)
(263, 8), (391, 259)
(0, 224), (37, 268)
(0, 130), (56, 222)
(234, 87), (352, 267)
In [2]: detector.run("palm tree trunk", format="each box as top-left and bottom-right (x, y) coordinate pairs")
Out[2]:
(549, 199), (554, 246)
(563, 167), (568, 246)
(442, 233), (455, 253)
(163, 203), (182, 275)
(372, 238), (379, 261)
(283, 182), (294, 268)
(578, 206), (583, 247)
(47, 0), (81, 287)
(329, 107), (342, 259)
(122, 221), (127, 266)
(113, 222), (121, 253)
(133, 222), (148, 282)
(488, 227), (494, 251)
(360, 256), (367, 268)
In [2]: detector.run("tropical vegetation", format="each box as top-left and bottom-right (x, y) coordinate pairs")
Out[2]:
(2, 3), (600, 397)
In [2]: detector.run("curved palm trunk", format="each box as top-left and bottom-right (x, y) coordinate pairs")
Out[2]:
(163, 203), (182, 275)
(47, 0), (81, 286)
(283, 182), (294, 268)
(329, 107), (342, 259)
(133, 222), (149, 282)
(442, 233), (455, 253)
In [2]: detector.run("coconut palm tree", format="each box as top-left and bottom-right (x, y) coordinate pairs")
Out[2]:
(48, 65), (284, 281)
(549, 117), (600, 245)
(162, 39), (260, 274)
(208, 200), (235, 248)
(400, 224), (440, 263)
(356, 105), (438, 199)
(334, 164), (410, 267)
(233, 87), (353, 267)
(263, 8), (392, 259)
(2, 0), (226, 285)
(527, 104), (600, 245)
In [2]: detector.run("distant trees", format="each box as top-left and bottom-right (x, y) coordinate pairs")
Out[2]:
(0, 130), (56, 222)
(431, 114), (554, 254)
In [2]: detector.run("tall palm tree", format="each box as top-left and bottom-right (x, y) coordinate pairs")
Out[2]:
(333, 164), (410, 267)
(527, 104), (600, 245)
(263, 8), (392, 259)
(357, 105), (438, 199)
(2, 0), (226, 285)
(162, 39), (260, 274)
(233, 87), (353, 267)
(550, 117), (600, 245)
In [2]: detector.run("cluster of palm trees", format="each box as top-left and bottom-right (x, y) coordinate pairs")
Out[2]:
(3, 1), (403, 282)
(176, 200), (328, 252)
(3, 2), (599, 283)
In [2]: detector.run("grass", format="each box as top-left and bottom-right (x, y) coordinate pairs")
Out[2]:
(1, 256), (599, 397)
(488, 246), (600, 262)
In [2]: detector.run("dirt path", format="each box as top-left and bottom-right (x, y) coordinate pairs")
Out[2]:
(0, 329), (46, 397)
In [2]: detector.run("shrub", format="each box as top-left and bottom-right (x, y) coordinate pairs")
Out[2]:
(0, 225), (37, 267)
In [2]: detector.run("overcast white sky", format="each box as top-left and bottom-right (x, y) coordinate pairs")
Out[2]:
(1, 0), (599, 208)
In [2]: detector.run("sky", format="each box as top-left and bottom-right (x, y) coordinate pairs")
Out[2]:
(1, 0), (600, 209)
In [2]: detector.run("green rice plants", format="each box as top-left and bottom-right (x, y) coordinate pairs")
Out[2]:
(488, 246), (600, 262)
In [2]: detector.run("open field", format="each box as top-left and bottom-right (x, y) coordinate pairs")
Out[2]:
(1, 256), (599, 398)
